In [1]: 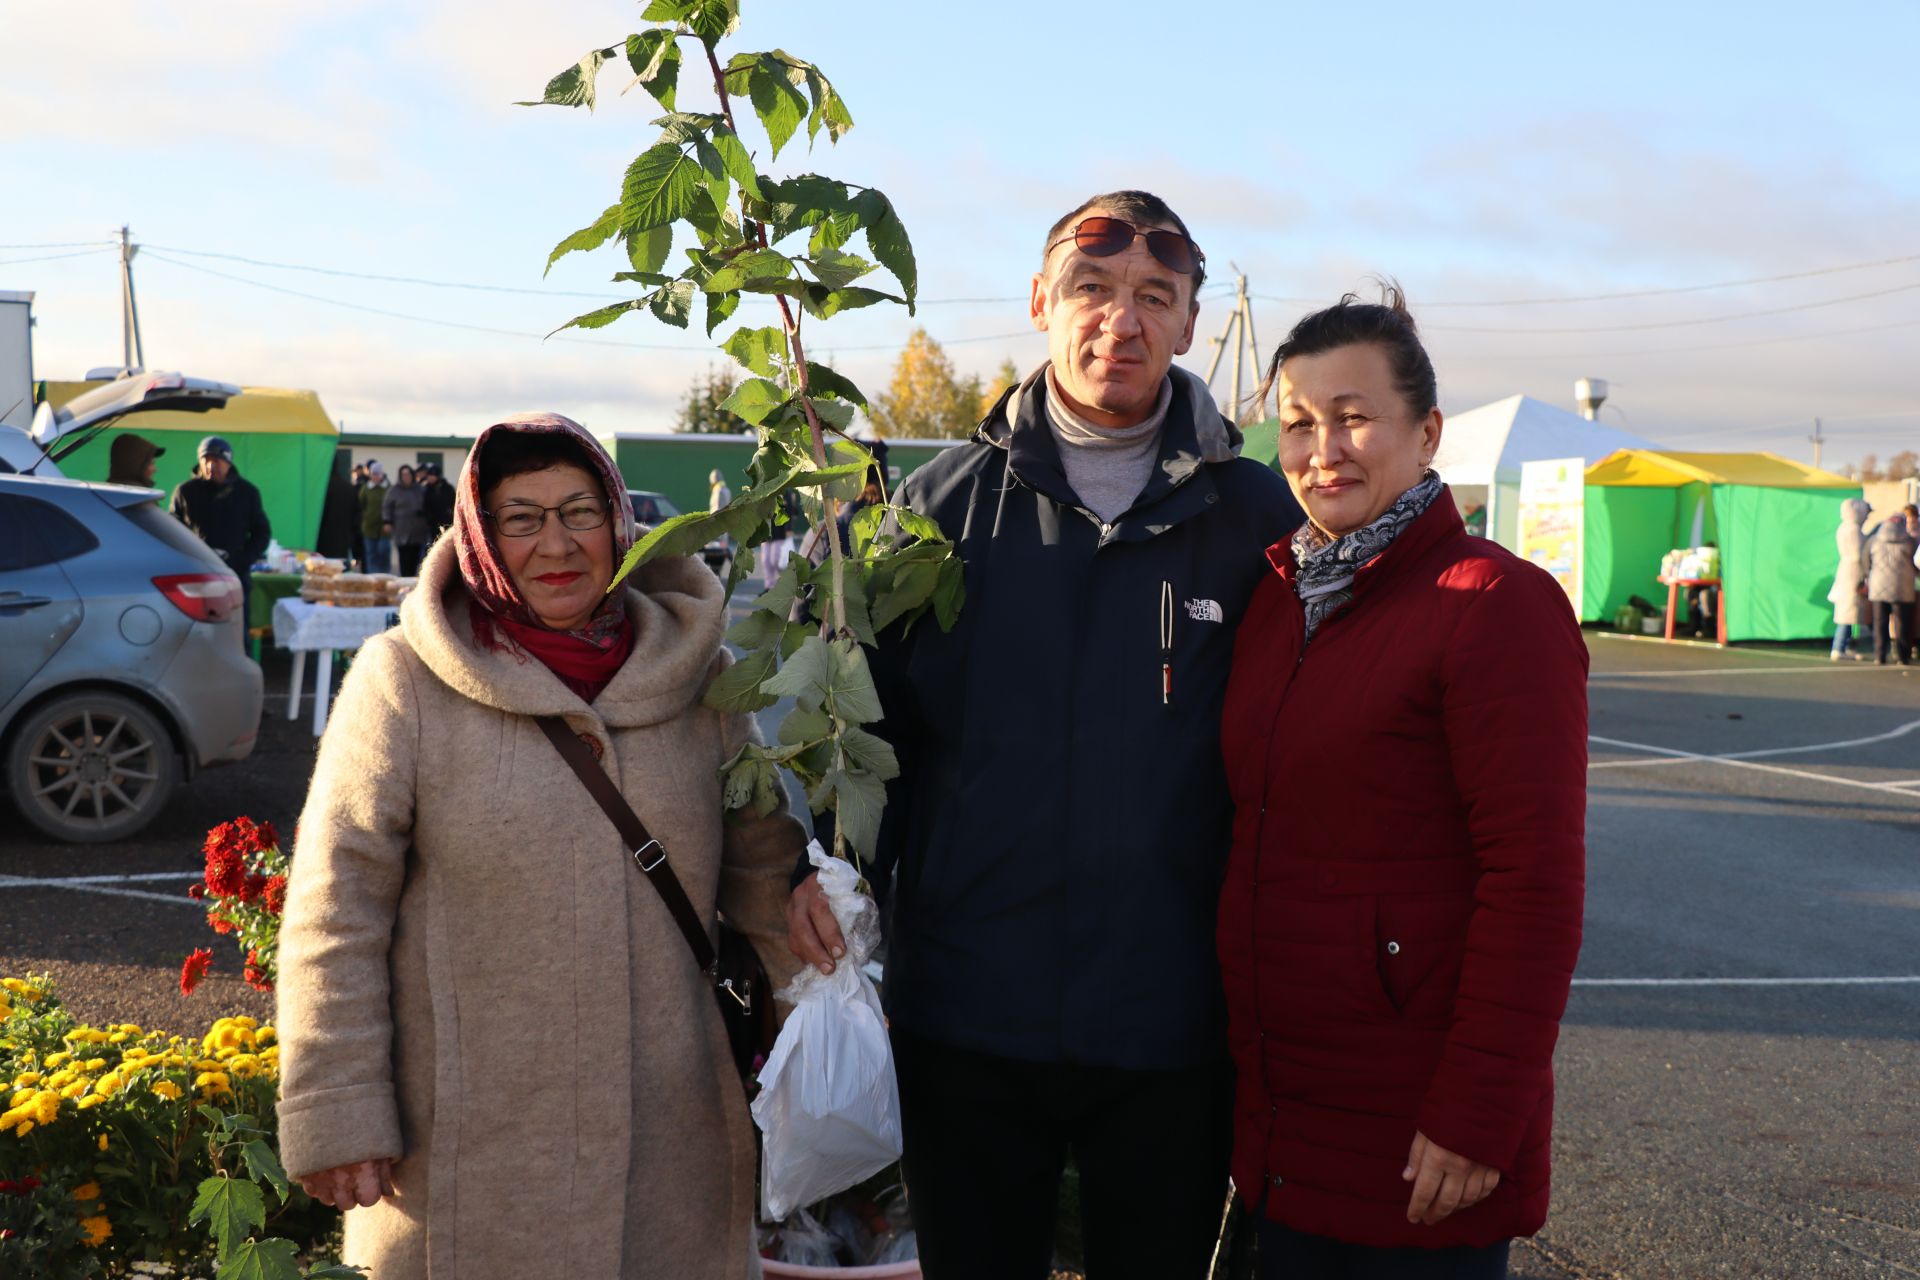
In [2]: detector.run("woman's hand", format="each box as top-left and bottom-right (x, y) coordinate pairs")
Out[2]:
(298, 1158), (395, 1210)
(1403, 1131), (1499, 1225)
(785, 872), (846, 976)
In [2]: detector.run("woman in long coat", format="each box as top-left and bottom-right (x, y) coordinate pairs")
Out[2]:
(1217, 293), (1586, 1278)
(276, 413), (804, 1279)
(1827, 498), (1870, 660)
(1865, 512), (1917, 665)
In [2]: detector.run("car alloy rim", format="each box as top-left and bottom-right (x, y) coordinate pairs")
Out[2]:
(24, 709), (162, 829)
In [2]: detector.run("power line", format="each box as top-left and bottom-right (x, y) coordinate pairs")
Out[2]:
(1448, 313), (1920, 361)
(0, 241), (109, 250)
(1414, 280), (1920, 334)
(140, 250), (1032, 354)
(0, 248), (113, 267)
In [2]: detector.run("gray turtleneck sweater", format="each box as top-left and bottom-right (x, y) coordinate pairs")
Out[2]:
(1044, 369), (1173, 524)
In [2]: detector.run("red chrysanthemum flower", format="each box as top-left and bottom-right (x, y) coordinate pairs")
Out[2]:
(256, 820), (281, 853)
(208, 911), (235, 936)
(203, 828), (247, 898)
(243, 948), (273, 993)
(186, 883), (205, 901)
(180, 948), (213, 996)
(262, 875), (288, 915)
(239, 873), (269, 904)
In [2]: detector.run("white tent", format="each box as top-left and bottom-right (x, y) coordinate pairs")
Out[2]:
(1433, 394), (1655, 549)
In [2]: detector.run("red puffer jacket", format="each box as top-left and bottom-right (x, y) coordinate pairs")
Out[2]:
(1217, 493), (1587, 1248)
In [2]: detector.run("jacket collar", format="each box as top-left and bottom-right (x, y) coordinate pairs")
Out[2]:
(1268, 487), (1466, 596)
(399, 537), (726, 727)
(978, 363), (1241, 520)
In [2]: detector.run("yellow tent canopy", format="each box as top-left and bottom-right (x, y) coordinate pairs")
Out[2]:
(1586, 449), (1855, 489)
(39, 382), (337, 436)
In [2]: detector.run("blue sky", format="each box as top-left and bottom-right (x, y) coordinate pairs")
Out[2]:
(5, 0), (1919, 468)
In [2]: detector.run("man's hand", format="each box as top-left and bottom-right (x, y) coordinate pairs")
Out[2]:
(382, 521), (393, 534)
(1403, 1131), (1499, 1225)
(786, 872), (846, 976)
(298, 1158), (395, 1210)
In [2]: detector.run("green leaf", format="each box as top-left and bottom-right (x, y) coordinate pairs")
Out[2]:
(804, 361), (866, 408)
(618, 505), (755, 580)
(778, 704), (832, 746)
(724, 325), (787, 379)
(546, 204), (622, 275)
(808, 208), (865, 256)
(848, 501), (888, 556)
(648, 279), (695, 328)
(839, 724), (900, 782)
(710, 122), (763, 200)
(804, 250), (877, 291)
(611, 270), (673, 286)
(622, 222), (673, 274)
(872, 557), (943, 632)
(240, 1139), (289, 1204)
(787, 459), (868, 498)
(764, 174), (851, 241)
(808, 397), (856, 432)
(895, 507), (945, 544)
(621, 142), (705, 231)
(624, 29), (681, 111)
(722, 754), (758, 810)
(763, 635), (833, 708)
(641, 0), (698, 18)
(932, 555), (966, 631)
(549, 298), (644, 334)
(814, 565), (877, 645)
(824, 766), (886, 860)
(755, 554), (809, 620)
(684, 0), (741, 44)
(212, 1236), (302, 1280)
(718, 377), (789, 426)
(189, 1174), (266, 1256)
(517, 47), (613, 111)
(706, 645), (779, 713)
(825, 637), (885, 722)
(655, 110), (723, 147)
(726, 608), (786, 650)
(751, 760), (785, 816)
(748, 63), (808, 160)
(804, 69), (854, 145)
(704, 247), (793, 293)
(302, 1267), (367, 1279)
(704, 289), (741, 337)
(853, 189), (918, 312)
(801, 284), (902, 320)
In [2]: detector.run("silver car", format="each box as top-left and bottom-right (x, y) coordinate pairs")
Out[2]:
(0, 474), (263, 842)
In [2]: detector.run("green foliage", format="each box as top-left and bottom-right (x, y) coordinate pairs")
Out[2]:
(526, 0), (958, 871)
(673, 367), (753, 435)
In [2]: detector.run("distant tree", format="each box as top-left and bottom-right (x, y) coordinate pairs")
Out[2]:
(673, 367), (751, 435)
(1885, 450), (1918, 481)
(871, 328), (979, 440)
(977, 357), (1022, 419)
(1855, 453), (1883, 483)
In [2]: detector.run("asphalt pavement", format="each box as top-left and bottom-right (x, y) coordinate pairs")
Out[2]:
(0, 627), (1915, 1276)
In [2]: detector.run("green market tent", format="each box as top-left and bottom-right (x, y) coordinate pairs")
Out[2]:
(1581, 450), (1861, 642)
(41, 381), (339, 551)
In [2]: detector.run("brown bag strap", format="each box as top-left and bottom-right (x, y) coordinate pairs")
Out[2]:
(534, 715), (717, 973)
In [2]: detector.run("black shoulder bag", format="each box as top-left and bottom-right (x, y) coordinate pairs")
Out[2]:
(535, 716), (775, 1090)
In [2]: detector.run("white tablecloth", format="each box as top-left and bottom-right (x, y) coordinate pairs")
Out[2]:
(271, 599), (398, 652)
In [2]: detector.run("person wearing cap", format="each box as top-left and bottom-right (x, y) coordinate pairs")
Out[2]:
(420, 461), (456, 540)
(170, 435), (272, 634)
(784, 189), (1303, 1276)
(107, 432), (165, 491)
(358, 460), (392, 573)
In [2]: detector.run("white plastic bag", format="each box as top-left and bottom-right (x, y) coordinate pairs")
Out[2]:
(751, 841), (902, 1222)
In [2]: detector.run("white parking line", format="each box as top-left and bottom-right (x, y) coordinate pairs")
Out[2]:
(1573, 976), (1920, 987)
(1588, 733), (1920, 797)
(0, 873), (201, 908)
(1591, 666), (1881, 679)
(1591, 719), (1920, 770)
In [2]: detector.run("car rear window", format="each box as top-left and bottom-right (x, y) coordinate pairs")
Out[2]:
(119, 502), (229, 571)
(0, 494), (101, 570)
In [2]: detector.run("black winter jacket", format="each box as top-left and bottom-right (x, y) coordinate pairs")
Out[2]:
(170, 470), (271, 571)
(853, 366), (1303, 1071)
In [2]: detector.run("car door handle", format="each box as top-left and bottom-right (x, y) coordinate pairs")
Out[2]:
(0, 592), (53, 611)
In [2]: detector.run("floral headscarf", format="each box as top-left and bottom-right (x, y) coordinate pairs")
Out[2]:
(1290, 470), (1446, 646)
(453, 412), (635, 655)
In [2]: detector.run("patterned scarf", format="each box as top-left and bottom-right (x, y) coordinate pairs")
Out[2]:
(1290, 470), (1445, 645)
(453, 413), (636, 663)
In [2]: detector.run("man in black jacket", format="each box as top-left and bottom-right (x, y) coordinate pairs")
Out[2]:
(788, 191), (1303, 1278)
(170, 435), (271, 634)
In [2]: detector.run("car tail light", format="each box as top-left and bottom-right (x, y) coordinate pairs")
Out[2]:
(152, 573), (242, 622)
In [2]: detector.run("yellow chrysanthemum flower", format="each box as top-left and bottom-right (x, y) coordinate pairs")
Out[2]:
(8, 1088), (31, 1108)
(11, 1072), (40, 1088)
(83, 1057), (108, 1072)
(13, 1119), (34, 1137)
(75, 1095), (104, 1111)
(60, 1082), (88, 1100)
(0, 996), (12, 1019)
(150, 1079), (183, 1101)
(43, 1051), (70, 1068)
(255, 1026), (277, 1047)
(97, 1133), (109, 1151)
(92, 1073), (122, 1098)
(71, 1180), (102, 1201)
(225, 1054), (260, 1079)
(79, 1214), (111, 1247)
(45, 1069), (76, 1090)
(33, 1091), (59, 1124)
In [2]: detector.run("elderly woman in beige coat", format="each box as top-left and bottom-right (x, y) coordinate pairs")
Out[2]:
(275, 413), (804, 1278)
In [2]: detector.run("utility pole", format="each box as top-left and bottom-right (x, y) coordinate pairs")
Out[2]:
(1203, 268), (1260, 419)
(117, 225), (144, 374)
(1809, 417), (1824, 471)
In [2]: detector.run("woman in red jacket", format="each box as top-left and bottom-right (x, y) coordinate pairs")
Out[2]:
(1217, 290), (1587, 1278)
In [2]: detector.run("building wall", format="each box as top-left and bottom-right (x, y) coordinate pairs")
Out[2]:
(608, 433), (966, 517)
(338, 434), (474, 482)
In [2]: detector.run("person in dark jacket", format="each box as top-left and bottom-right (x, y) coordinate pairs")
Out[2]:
(786, 190), (1303, 1279)
(170, 435), (272, 632)
(382, 464), (433, 576)
(106, 432), (164, 489)
(316, 456), (360, 561)
(420, 462), (457, 540)
(1217, 291), (1587, 1278)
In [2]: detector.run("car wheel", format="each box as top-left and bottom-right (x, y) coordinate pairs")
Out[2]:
(5, 692), (179, 844)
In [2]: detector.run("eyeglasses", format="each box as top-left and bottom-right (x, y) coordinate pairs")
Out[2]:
(483, 498), (610, 538)
(1045, 216), (1206, 277)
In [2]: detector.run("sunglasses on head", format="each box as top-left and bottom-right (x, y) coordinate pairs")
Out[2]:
(1047, 216), (1206, 277)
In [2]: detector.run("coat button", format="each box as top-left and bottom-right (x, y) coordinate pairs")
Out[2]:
(1386, 941), (1401, 956)
(1270, 1174), (1284, 1188)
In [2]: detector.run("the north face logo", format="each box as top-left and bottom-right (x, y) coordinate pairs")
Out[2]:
(1185, 598), (1224, 623)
